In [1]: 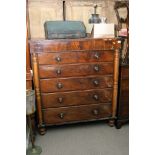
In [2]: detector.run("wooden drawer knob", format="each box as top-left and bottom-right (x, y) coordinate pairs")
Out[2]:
(55, 56), (61, 62)
(92, 109), (99, 115)
(57, 97), (63, 103)
(94, 65), (100, 72)
(93, 80), (99, 86)
(56, 69), (61, 75)
(93, 94), (99, 100)
(59, 112), (65, 119)
(57, 83), (63, 89)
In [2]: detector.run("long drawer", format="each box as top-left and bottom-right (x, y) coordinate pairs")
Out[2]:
(41, 89), (113, 108)
(40, 76), (113, 93)
(39, 62), (113, 78)
(37, 50), (114, 65)
(31, 39), (116, 53)
(43, 103), (112, 125)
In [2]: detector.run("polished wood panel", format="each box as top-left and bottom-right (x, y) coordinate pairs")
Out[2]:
(41, 89), (113, 108)
(121, 66), (129, 79)
(30, 38), (120, 52)
(119, 104), (129, 117)
(30, 38), (121, 134)
(116, 65), (129, 129)
(37, 50), (114, 65)
(40, 76), (113, 93)
(39, 62), (113, 78)
(43, 103), (112, 125)
(119, 90), (129, 103)
(121, 79), (129, 90)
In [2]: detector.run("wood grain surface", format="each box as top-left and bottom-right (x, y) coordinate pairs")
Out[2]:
(41, 89), (113, 108)
(43, 103), (112, 125)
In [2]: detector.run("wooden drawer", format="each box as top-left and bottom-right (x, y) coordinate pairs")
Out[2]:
(41, 89), (113, 108)
(40, 76), (113, 93)
(30, 38), (118, 53)
(37, 50), (114, 65)
(43, 103), (112, 125)
(39, 62), (113, 78)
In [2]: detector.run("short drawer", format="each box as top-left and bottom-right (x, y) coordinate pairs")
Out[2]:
(30, 39), (117, 53)
(37, 50), (114, 65)
(43, 103), (112, 125)
(39, 62), (113, 78)
(40, 76), (113, 93)
(41, 89), (113, 108)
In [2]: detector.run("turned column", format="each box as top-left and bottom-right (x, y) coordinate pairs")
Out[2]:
(32, 53), (46, 135)
(109, 40), (120, 127)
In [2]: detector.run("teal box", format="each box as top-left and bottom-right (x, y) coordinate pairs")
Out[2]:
(44, 21), (86, 39)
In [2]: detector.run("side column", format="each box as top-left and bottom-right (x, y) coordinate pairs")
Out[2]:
(109, 40), (120, 127)
(32, 53), (46, 135)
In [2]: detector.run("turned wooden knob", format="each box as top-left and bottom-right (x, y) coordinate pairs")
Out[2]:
(55, 56), (61, 62)
(58, 97), (63, 103)
(93, 80), (99, 86)
(92, 109), (99, 115)
(59, 112), (65, 119)
(94, 53), (100, 59)
(93, 94), (99, 100)
(57, 83), (63, 89)
(94, 65), (100, 72)
(56, 69), (61, 75)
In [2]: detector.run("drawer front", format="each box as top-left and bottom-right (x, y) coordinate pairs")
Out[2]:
(41, 89), (113, 108)
(38, 50), (114, 65)
(30, 39), (117, 53)
(39, 62), (113, 78)
(43, 103), (112, 125)
(40, 76), (113, 93)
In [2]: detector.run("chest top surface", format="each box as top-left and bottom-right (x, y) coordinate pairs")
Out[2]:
(29, 38), (121, 53)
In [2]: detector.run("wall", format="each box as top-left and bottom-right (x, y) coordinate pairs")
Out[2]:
(28, 0), (128, 39)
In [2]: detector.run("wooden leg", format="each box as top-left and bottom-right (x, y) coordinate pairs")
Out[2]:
(38, 126), (46, 135)
(108, 119), (115, 127)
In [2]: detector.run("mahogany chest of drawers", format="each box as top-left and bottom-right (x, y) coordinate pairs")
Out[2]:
(29, 38), (121, 135)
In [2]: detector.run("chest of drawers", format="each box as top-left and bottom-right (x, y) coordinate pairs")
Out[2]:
(30, 38), (121, 135)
